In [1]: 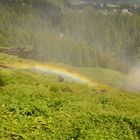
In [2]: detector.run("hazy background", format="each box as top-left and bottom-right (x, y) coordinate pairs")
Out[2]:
(0, 0), (140, 89)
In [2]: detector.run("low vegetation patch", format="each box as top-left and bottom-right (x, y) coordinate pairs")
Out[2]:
(0, 68), (140, 139)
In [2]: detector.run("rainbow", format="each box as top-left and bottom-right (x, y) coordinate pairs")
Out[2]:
(1, 62), (96, 85)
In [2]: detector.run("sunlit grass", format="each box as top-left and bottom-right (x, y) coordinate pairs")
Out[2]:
(0, 53), (140, 139)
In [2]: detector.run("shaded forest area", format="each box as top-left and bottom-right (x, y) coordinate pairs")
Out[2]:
(0, 0), (140, 73)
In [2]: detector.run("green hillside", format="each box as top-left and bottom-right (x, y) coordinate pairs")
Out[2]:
(0, 53), (140, 139)
(76, 67), (127, 87)
(0, 1), (140, 139)
(0, 0), (140, 73)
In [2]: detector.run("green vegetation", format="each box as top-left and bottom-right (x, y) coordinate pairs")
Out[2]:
(76, 67), (127, 87)
(0, 53), (127, 88)
(0, 0), (139, 73)
(0, 1), (140, 139)
(0, 53), (140, 139)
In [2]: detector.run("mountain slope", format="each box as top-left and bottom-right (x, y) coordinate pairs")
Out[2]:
(0, 53), (140, 139)
(1, 70), (140, 139)
(0, 1), (140, 73)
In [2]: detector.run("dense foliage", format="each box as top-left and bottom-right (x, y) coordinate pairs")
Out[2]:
(0, 68), (140, 139)
(0, 53), (139, 139)
(0, 1), (140, 139)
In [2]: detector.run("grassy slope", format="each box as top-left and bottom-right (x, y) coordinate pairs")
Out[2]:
(0, 53), (140, 139)
(76, 67), (127, 88)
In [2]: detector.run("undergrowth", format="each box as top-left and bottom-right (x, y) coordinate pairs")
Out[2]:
(0, 69), (140, 139)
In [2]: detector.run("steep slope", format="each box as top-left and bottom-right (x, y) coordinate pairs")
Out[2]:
(0, 1), (140, 73)
(76, 67), (127, 87)
(0, 53), (140, 139)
